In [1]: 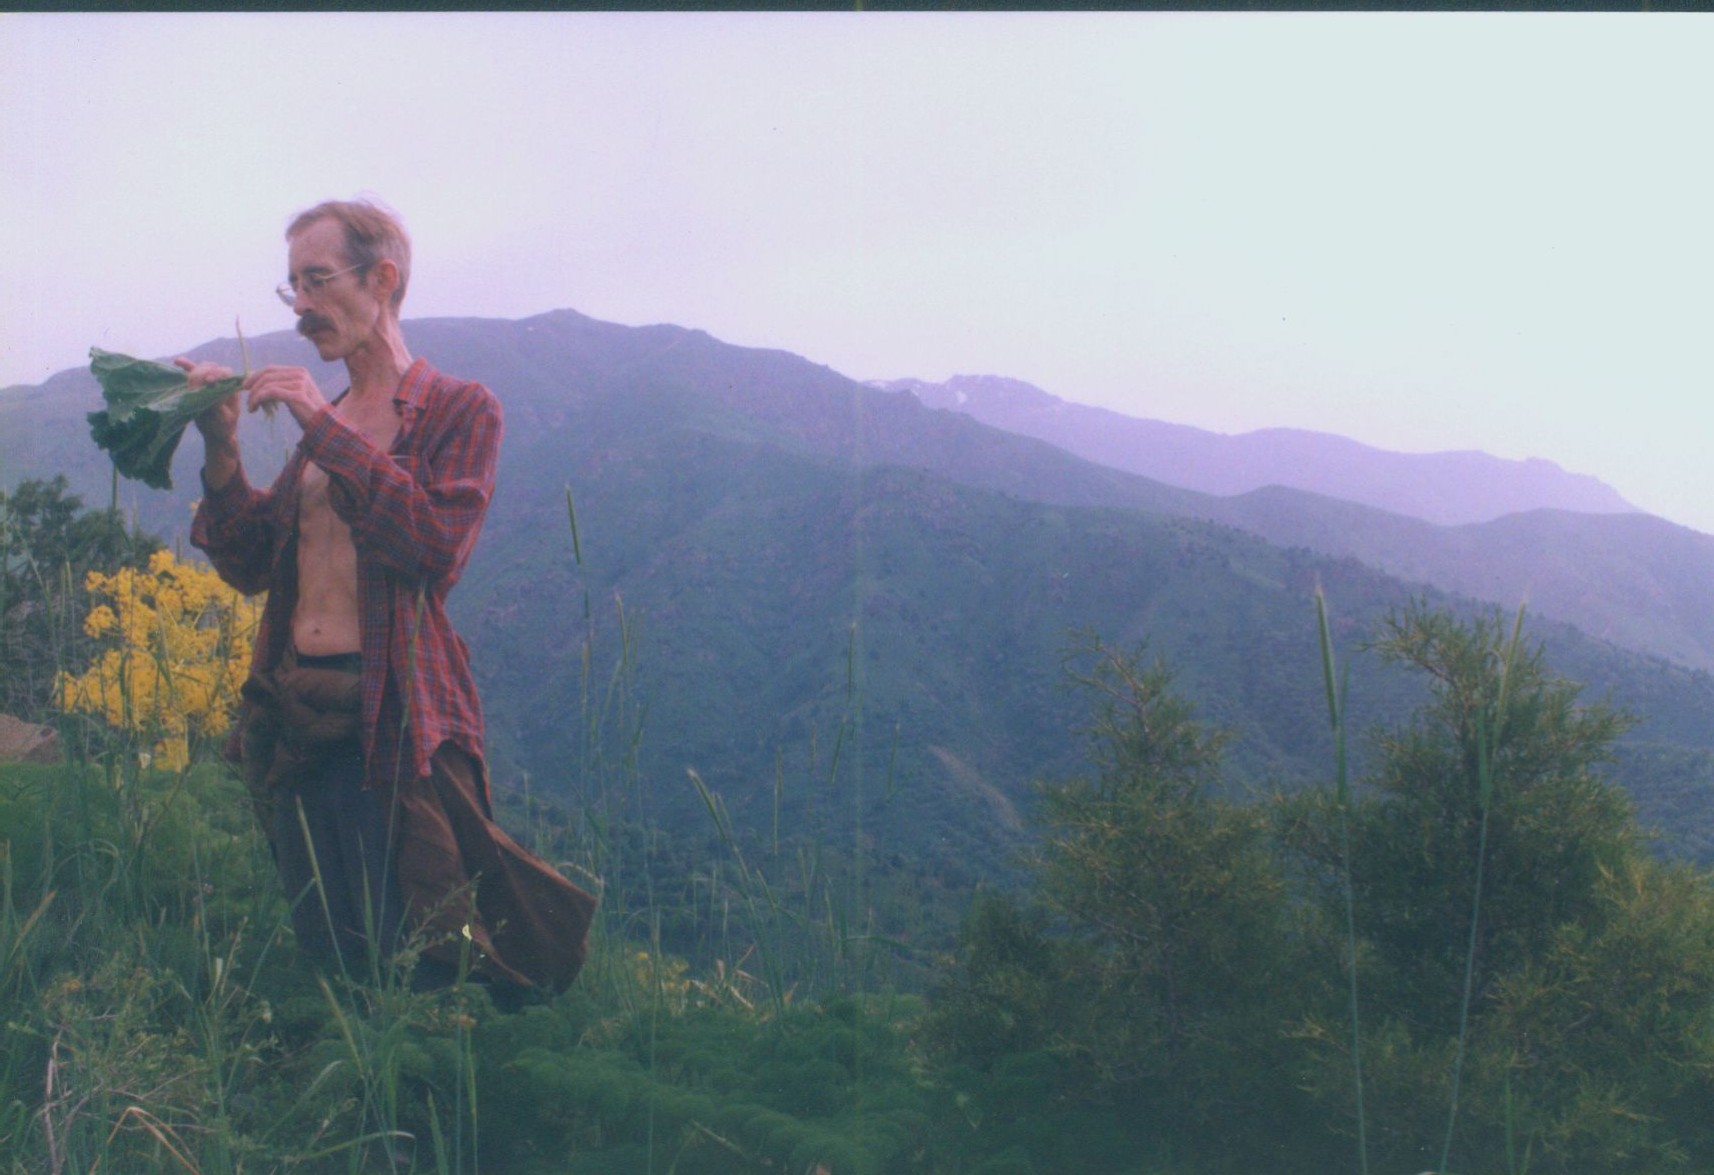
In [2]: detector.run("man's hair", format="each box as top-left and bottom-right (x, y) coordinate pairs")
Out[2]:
(287, 198), (412, 311)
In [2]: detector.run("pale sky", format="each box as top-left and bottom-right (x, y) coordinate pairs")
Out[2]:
(5, 13), (1713, 530)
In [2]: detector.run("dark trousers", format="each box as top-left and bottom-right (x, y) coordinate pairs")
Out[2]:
(272, 733), (408, 976)
(254, 652), (596, 993)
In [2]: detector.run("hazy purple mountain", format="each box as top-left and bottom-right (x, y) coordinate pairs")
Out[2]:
(875, 375), (1638, 527)
(9, 315), (1714, 677)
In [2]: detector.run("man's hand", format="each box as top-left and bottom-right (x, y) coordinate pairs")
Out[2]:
(244, 365), (331, 430)
(176, 357), (240, 440)
(176, 358), (243, 489)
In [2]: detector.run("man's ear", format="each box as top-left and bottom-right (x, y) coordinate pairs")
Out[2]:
(369, 258), (402, 303)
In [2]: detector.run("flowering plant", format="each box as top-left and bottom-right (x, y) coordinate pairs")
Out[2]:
(56, 549), (262, 770)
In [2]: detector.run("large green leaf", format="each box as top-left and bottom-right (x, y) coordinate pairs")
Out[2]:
(86, 348), (243, 490)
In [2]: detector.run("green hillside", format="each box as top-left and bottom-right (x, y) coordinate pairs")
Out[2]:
(472, 405), (1714, 878)
(1200, 487), (1714, 673)
(880, 373), (1714, 673)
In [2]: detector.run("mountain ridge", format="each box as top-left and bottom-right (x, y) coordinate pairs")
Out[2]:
(876, 372), (1639, 527)
(859, 372), (1714, 672)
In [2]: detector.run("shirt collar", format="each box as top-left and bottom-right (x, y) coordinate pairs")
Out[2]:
(393, 356), (433, 413)
(330, 358), (432, 415)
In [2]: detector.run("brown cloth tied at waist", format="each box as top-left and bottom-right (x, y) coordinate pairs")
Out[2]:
(237, 646), (365, 829)
(234, 647), (598, 993)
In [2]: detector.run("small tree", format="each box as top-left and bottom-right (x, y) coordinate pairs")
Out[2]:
(931, 637), (1304, 1169)
(1283, 602), (1714, 1173)
(1355, 604), (1635, 1027)
(1031, 640), (1287, 1097)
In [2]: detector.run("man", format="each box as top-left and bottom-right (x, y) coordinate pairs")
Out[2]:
(184, 198), (595, 997)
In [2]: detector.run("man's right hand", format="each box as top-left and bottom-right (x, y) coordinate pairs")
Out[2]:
(177, 358), (241, 487)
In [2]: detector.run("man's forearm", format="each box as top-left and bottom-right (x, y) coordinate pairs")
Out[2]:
(202, 436), (242, 491)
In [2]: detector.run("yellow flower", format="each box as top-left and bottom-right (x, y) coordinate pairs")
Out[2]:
(84, 604), (117, 637)
(56, 550), (263, 771)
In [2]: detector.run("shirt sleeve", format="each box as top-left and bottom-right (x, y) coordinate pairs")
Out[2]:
(189, 463), (280, 596)
(300, 382), (502, 587)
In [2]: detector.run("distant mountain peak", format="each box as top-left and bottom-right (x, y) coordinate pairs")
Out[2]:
(873, 374), (1638, 528)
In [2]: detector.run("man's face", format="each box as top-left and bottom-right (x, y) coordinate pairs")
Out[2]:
(284, 217), (386, 363)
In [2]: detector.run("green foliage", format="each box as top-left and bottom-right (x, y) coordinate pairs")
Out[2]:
(0, 758), (284, 1172)
(1028, 639), (1290, 1102)
(926, 607), (1714, 1174)
(0, 750), (949, 1172)
(482, 995), (934, 1173)
(1280, 601), (1714, 1174)
(0, 475), (160, 719)
(85, 348), (245, 491)
(923, 892), (1065, 1073)
(1306, 604), (1636, 1028)
(928, 638), (1319, 1172)
(1478, 853), (1714, 1169)
(926, 892), (1176, 1171)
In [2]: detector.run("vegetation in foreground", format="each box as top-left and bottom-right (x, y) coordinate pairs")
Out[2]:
(4, 478), (1714, 1173)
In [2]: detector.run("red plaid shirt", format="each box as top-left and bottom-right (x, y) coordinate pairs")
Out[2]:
(192, 358), (502, 796)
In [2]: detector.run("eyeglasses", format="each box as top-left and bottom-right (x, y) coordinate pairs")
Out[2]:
(275, 264), (367, 308)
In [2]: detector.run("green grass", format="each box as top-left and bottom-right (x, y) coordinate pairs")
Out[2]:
(0, 747), (953, 1173)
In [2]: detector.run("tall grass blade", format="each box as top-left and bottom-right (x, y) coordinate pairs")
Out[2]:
(106, 1105), (199, 1174)
(295, 797), (352, 988)
(773, 749), (784, 857)
(688, 768), (789, 1019)
(565, 483), (584, 568)
(1315, 588), (1368, 1175)
(1440, 604), (1524, 1173)
(1440, 708), (1493, 1173)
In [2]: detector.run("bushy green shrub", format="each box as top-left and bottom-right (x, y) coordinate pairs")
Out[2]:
(1280, 603), (1714, 1174)
(926, 638), (1319, 1172)
(928, 610), (1714, 1174)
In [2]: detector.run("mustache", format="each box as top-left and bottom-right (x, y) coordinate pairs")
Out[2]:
(297, 315), (334, 337)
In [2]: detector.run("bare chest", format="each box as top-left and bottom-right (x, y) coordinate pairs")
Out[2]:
(289, 399), (401, 653)
(298, 399), (401, 512)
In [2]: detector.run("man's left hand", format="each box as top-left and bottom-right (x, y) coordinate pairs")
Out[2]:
(245, 366), (331, 430)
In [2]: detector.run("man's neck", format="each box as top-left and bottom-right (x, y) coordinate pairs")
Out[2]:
(342, 317), (414, 405)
